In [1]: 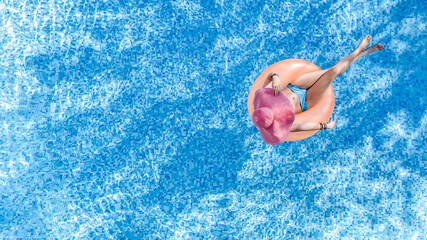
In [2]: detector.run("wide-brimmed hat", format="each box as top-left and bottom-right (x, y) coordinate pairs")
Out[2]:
(252, 88), (295, 145)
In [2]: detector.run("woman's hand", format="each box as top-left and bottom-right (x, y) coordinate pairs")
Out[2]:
(326, 119), (336, 129)
(267, 73), (281, 96)
(271, 77), (281, 96)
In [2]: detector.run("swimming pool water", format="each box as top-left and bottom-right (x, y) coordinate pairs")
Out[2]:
(1, 0), (426, 239)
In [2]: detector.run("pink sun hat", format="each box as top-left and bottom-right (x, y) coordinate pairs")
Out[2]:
(252, 88), (295, 145)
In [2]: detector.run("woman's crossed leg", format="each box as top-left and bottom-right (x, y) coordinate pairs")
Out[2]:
(291, 35), (384, 109)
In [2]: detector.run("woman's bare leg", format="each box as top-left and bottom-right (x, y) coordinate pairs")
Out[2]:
(291, 69), (330, 89)
(296, 44), (384, 88)
(292, 35), (372, 89)
(303, 36), (383, 108)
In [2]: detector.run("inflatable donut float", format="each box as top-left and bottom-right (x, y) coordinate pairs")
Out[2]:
(248, 59), (335, 141)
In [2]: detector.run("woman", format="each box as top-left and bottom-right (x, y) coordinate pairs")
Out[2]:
(264, 35), (384, 132)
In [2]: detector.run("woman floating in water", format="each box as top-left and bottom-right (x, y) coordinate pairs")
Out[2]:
(250, 35), (384, 144)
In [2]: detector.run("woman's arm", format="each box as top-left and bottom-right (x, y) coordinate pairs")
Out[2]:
(290, 120), (336, 132)
(264, 72), (281, 95)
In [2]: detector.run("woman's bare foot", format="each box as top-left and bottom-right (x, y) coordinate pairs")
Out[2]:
(352, 43), (384, 62)
(354, 35), (372, 54)
(371, 43), (384, 52)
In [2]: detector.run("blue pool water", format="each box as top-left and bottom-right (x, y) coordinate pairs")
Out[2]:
(1, 0), (426, 239)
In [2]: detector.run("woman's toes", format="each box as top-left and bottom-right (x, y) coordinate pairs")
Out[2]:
(362, 35), (372, 46)
(357, 35), (372, 52)
(376, 44), (384, 51)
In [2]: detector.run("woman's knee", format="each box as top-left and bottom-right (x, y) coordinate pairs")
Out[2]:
(329, 66), (341, 77)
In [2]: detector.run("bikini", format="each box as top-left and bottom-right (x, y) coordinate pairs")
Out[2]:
(281, 83), (308, 111)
